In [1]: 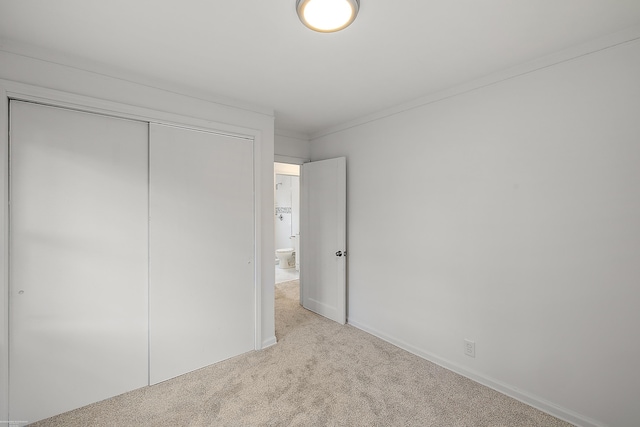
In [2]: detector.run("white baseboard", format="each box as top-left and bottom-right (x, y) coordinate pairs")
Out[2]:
(347, 318), (606, 427)
(261, 335), (277, 350)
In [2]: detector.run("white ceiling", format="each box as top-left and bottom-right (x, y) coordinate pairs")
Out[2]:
(1, 1), (640, 137)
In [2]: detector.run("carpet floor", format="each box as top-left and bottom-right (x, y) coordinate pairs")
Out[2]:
(32, 280), (574, 426)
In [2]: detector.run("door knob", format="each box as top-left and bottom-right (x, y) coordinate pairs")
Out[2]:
(335, 251), (343, 257)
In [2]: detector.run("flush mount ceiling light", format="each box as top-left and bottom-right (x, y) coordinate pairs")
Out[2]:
(296, 0), (360, 33)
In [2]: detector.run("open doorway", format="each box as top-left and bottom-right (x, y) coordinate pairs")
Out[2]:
(274, 157), (347, 325)
(274, 162), (300, 284)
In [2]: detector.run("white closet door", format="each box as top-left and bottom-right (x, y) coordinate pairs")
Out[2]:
(9, 101), (149, 423)
(149, 124), (255, 384)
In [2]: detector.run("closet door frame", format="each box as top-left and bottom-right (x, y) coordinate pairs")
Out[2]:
(0, 81), (264, 422)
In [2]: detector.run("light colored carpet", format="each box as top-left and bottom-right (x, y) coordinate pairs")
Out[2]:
(32, 280), (574, 426)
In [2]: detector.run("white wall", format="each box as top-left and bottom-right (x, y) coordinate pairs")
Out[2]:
(311, 39), (640, 427)
(274, 162), (301, 176)
(275, 175), (295, 251)
(292, 175), (300, 239)
(0, 47), (276, 420)
(275, 131), (311, 161)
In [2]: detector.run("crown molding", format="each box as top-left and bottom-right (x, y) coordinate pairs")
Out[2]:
(0, 38), (274, 118)
(310, 24), (640, 141)
(275, 128), (311, 141)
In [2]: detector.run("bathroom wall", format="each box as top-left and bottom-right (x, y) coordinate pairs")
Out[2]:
(310, 37), (640, 427)
(291, 176), (300, 251)
(275, 174), (300, 252)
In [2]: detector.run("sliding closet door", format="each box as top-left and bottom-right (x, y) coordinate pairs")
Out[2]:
(9, 101), (149, 423)
(149, 124), (255, 384)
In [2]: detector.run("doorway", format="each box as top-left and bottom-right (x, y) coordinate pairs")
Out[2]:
(274, 157), (347, 325)
(274, 162), (300, 285)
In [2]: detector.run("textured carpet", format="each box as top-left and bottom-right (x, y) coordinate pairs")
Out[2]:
(32, 280), (574, 426)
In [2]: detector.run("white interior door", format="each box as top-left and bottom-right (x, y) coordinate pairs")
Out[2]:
(9, 101), (149, 423)
(300, 157), (346, 324)
(149, 124), (255, 384)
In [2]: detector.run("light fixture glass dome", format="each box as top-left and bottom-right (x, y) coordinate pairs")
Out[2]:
(296, 0), (360, 33)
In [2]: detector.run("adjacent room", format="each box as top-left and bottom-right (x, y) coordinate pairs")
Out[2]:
(274, 162), (300, 285)
(1, 1), (639, 426)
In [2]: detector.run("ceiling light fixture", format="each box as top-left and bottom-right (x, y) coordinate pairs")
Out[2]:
(296, 0), (360, 33)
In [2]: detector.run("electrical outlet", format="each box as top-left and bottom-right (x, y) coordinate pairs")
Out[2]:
(464, 339), (475, 358)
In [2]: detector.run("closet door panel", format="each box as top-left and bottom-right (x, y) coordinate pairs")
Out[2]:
(149, 124), (254, 384)
(9, 101), (149, 423)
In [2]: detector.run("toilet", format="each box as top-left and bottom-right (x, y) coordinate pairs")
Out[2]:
(275, 248), (295, 269)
